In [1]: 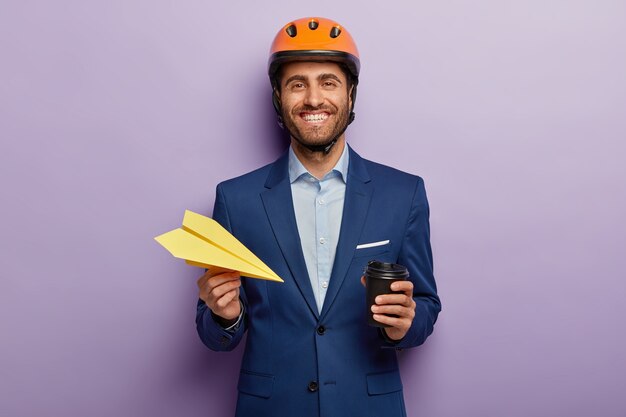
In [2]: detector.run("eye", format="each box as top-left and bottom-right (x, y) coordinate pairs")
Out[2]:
(291, 82), (306, 90)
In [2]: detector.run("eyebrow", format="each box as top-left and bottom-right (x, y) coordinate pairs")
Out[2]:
(283, 73), (344, 87)
(319, 73), (343, 84)
(283, 74), (307, 86)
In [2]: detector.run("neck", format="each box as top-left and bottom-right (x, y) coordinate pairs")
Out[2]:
(291, 136), (346, 179)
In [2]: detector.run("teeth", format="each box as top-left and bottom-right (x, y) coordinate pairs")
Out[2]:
(303, 113), (328, 122)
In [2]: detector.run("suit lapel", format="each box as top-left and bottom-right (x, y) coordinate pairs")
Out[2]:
(320, 148), (372, 319)
(261, 153), (319, 319)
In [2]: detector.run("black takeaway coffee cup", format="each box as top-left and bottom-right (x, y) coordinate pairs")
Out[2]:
(364, 260), (409, 327)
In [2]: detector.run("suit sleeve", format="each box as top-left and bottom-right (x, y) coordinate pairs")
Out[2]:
(195, 183), (248, 352)
(386, 177), (441, 349)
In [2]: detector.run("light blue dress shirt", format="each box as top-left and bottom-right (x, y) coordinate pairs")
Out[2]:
(289, 145), (349, 313)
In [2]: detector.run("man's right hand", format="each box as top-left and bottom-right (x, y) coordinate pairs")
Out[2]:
(197, 269), (242, 323)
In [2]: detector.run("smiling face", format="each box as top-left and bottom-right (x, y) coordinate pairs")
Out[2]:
(277, 61), (352, 150)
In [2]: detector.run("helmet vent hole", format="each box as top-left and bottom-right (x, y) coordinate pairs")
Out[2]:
(330, 26), (341, 38)
(308, 19), (319, 30)
(285, 24), (297, 37)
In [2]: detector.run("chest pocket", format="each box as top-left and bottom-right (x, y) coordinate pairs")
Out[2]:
(353, 240), (392, 259)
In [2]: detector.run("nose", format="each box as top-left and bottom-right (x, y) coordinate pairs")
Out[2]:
(303, 85), (323, 108)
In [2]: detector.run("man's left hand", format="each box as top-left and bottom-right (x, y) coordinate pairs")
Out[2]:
(361, 276), (416, 341)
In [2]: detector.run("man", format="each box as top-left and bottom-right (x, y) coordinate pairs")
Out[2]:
(196, 17), (440, 417)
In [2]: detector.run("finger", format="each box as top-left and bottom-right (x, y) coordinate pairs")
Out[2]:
(203, 271), (241, 290)
(199, 267), (233, 282)
(360, 276), (366, 287)
(375, 294), (413, 307)
(208, 279), (241, 302)
(211, 270), (240, 281)
(198, 267), (224, 287)
(206, 266), (234, 276)
(197, 274), (209, 289)
(371, 304), (415, 319)
(372, 314), (410, 329)
(196, 269), (237, 287)
(390, 281), (413, 294)
(215, 288), (240, 309)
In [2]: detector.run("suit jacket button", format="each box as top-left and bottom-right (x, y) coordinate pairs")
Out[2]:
(316, 326), (326, 335)
(308, 381), (318, 392)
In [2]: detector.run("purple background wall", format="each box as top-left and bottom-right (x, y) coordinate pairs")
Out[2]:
(1, 1), (625, 416)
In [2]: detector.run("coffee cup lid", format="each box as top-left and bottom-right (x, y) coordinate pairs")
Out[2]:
(364, 260), (409, 279)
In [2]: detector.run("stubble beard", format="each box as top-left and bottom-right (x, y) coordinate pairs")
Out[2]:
(282, 102), (350, 150)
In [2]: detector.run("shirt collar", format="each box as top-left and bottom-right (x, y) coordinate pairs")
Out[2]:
(288, 143), (350, 184)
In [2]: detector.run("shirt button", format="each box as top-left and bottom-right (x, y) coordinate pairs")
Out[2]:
(318, 199), (325, 205)
(321, 281), (328, 289)
(308, 381), (319, 392)
(319, 238), (326, 244)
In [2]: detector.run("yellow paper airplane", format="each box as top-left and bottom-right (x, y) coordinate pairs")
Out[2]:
(155, 210), (283, 282)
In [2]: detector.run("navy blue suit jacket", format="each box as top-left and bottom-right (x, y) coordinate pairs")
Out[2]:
(196, 146), (440, 417)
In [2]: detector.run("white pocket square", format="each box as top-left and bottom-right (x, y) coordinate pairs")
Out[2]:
(356, 240), (390, 250)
